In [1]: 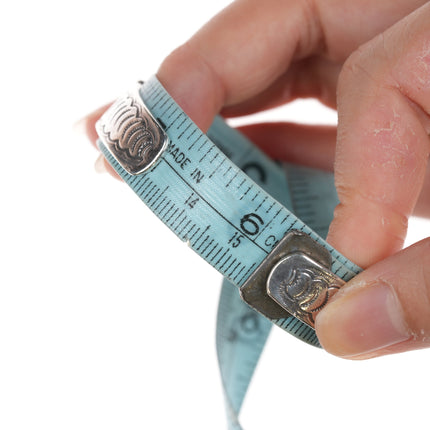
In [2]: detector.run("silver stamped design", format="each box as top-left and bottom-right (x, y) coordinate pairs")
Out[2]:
(266, 252), (345, 328)
(96, 86), (168, 175)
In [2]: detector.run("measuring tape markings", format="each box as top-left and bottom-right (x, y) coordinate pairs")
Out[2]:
(209, 119), (308, 428)
(97, 75), (363, 430)
(216, 164), (342, 429)
(144, 78), (359, 282)
(98, 76), (360, 344)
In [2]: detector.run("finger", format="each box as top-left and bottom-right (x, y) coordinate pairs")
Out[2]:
(76, 103), (111, 149)
(242, 122), (430, 219)
(158, 0), (427, 132)
(221, 57), (341, 116)
(94, 155), (122, 181)
(238, 122), (337, 171)
(328, 3), (430, 268)
(76, 104), (122, 181)
(315, 238), (430, 359)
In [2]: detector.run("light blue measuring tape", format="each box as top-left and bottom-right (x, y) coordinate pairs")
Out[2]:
(96, 76), (361, 429)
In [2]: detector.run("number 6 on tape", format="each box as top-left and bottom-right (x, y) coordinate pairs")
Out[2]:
(96, 76), (360, 343)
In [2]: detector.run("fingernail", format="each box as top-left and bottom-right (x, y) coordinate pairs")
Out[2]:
(94, 154), (108, 174)
(315, 280), (410, 358)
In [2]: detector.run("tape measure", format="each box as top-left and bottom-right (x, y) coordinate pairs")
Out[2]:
(96, 76), (361, 429)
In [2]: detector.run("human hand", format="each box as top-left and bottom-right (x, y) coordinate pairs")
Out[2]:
(83, 0), (430, 359)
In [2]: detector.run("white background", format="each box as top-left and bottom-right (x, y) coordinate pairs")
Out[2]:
(1, 1), (429, 429)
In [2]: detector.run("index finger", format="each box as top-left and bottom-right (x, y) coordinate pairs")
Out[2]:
(327, 3), (430, 267)
(157, 0), (427, 131)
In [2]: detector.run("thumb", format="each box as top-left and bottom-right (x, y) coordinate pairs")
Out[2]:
(315, 238), (430, 359)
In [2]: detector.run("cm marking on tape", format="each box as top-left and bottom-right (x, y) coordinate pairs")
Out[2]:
(96, 76), (361, 430)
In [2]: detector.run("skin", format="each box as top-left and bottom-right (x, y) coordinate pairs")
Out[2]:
(82, 0), (430, 359)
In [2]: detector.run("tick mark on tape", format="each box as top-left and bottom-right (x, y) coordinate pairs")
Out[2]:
(226, 171), (239, 188)
(199, 146), (213, 163)
(209, 158), (225, 178)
